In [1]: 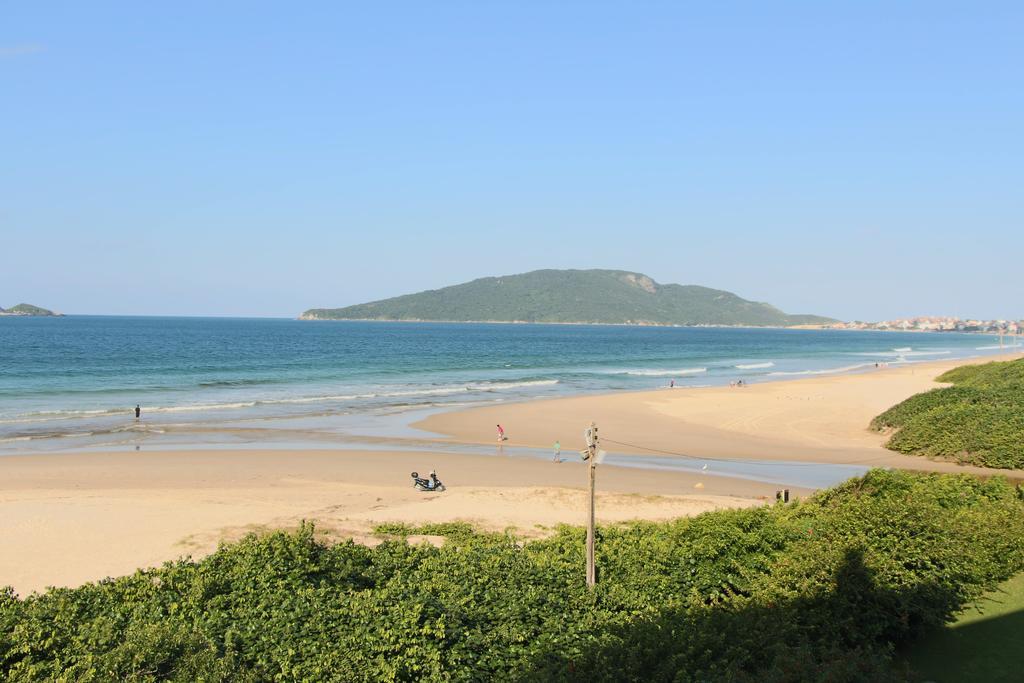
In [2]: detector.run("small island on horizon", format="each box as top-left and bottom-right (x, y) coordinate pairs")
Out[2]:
(0, 303), (62, 317)
(300, 269), (836, 328)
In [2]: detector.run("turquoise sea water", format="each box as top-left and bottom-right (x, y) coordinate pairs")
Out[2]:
(0, 317), (1018, 465)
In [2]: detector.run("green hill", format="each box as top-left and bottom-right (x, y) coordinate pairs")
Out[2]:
(0, 303), (61, 317)
(300, 269), (835, 326)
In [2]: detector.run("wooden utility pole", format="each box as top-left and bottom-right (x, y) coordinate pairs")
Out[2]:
(583, 422), (598, 588)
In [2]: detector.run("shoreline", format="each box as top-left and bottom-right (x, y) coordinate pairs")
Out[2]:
(413, 352), (1024, 478)
(3, 343), (1018, 457)
(295, 316), (1024, 339)
(2, 351), (1021, 595)
(297, 317), (832, 328)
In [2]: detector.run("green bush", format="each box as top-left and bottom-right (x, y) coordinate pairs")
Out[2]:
(2, 470), (1023, 681)
(937, 358), (1024, 389)
(872, 359), (1024, 468)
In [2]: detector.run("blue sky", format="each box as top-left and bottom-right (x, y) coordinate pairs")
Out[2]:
(3, 2), (1021, 319)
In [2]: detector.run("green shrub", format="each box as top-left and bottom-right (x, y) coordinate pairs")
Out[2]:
(2, 470), (1023, 681)
(937, 358), (1024, 389)
(872, 358), (1024, 468)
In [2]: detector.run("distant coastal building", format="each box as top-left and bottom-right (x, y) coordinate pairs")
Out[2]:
(828, 316), (1022, 334)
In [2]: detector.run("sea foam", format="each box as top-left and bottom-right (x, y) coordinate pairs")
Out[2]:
(768, 363), (875, 377)
(853, 349), (951, 358)
(606, 368), (707, 377)
(10, 379), (564, 419)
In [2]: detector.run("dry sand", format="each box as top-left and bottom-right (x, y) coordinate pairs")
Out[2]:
(3, 352), (1019, 595)
(0, 449), (774, 595)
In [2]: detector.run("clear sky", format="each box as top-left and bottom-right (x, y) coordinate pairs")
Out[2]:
(3, 2), (1021, 320)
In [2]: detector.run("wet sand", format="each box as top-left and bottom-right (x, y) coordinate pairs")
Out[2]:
(416, 353), (1024, 478)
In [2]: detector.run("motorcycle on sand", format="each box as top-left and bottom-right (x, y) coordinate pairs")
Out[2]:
(411, 470), (446, 492)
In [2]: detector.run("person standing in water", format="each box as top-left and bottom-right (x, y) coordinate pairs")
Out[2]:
(553, 440), (561, 463)
(134, 404), (141, 420)
(496, 424), (506, 441)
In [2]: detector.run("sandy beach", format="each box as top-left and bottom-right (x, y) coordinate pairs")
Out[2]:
(417, 352), (1024, 477)
(0, 449), (778, 595)
(2, 352), (1020, 596)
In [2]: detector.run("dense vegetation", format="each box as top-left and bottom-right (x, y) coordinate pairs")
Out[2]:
(872, 358), (1024, 468)
(300, 269), (835, 326)
(4, 470), (1023, 682)
(0, 304), (60, 317)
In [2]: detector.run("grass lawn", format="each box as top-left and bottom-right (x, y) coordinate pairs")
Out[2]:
(902, 572), (1024, 682)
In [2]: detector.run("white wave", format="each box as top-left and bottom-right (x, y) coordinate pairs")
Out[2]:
(606, 367), (706, 377)
(8, 430), (98, 442)
(154, 402), (260, 413)
(4, 408), (127, 423)
(976, 344), (1021, 350)
(4, 404), (255, 421)
(894, 347), (912, 352)
(284, 379), (559, 403)
(735, 362), (775, 370)
(485, 379), (560, 390)
(110, 425), (166, 434)
(768, 363), (875, 377)
(31, 408), (122, 416)
(265, 394), (364, 404)
(366, 379), (559, 399)
(852, 349), (952, 358)
(5, 380), (565, 421)
(0, 424), (173, 443)
(0, 416), (63, 425)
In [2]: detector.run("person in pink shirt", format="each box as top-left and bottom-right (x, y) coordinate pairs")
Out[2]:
(496, 424), (506, 441)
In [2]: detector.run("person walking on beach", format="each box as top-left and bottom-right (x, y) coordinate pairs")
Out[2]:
(553, 440), (561, 463)
(496, 424), (506, 441)
(134, 404), (141, 420)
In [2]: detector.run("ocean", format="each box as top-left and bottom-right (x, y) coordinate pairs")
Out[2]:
(0, 316), (1017, 457)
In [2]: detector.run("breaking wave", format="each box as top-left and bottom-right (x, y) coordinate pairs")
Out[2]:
(852, 349), (951, 358)
(768, 363), (876, 377)
(606, 368), (707, 377)
(3, 380), (562, 422)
